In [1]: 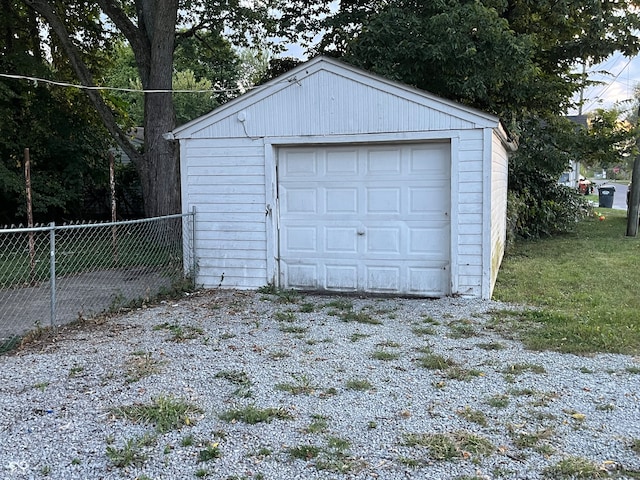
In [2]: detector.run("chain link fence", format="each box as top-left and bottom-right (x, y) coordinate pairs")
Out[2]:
(0, 211), (195, 352)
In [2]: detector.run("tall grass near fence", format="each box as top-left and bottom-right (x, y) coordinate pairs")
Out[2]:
(0, 213), (196, 353)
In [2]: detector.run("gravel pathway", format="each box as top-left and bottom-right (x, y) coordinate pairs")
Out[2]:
(1, 289), (639, 480)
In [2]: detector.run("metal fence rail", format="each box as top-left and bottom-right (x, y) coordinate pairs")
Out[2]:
(0, 212), (195, 352)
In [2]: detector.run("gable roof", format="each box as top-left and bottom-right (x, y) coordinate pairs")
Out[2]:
(170, 56), (500, 140)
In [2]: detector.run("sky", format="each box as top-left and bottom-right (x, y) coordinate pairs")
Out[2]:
(571, 52), (640, 116)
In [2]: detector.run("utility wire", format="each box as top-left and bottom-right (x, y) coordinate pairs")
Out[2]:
(0, 72), (253, 94)
(583, 56), (635, 112)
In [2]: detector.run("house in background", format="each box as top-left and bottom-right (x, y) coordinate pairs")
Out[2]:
(169, 56), (516, 299)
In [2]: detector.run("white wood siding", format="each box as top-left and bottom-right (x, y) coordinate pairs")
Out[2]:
(187, 70), (476, 140)
(454, 130), (485, 297)
(489, 131), (509, 296)
(181, 137), (267, 289)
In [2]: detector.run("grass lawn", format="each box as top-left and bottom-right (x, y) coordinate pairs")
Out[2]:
(494, 208), (640, 355)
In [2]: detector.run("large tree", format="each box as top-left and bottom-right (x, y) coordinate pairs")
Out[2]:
(283, 0), (640, 238)
(19, 0), (274, 217)
(0, 1), (112, 224)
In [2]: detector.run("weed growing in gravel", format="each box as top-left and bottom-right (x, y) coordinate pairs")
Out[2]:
(279, 324), (308, 334)
(376, 340), (401, 348)
(503, 363), (546, 375)
(124, 351), (165, 383)
(274, 310), (296, 322)
(215, 370), (253, 398)
(324, 299), (353, 311)
(219, 404), (293, 424)
(412, 326), (436, 336)
(268, 350), (290, 359)
(153, 322), (203, 342)
(417, 353), (456, 370)
(288, 444), (322, 460)
(39, 465), (51, 476)
(275, 374), (318, 395)
(626, 366), (640, 374)
(456, 406), (488, 427)
(33, 381), (49, 392)
(421, 314), (440, 325)
(340, 310), (382, 325)
(111, 396), (202, 433)
(68, 365), (84, 377)
(105, 434), (156, 467)
(288, 436), (362, 474)
(299, 302), (315, 313)
(542, 456), (605, 479)
(349, 333), (370, 342)
(345, 379), (373, 391)
(448, 320), (477, 338)
(181, 434), (194, 447)
(476, 341), (506, 351)
(402, 431), (494, 461)
(305, 414), (329, 434)
(371, 350), (399, 361)
(197, 442), (221, 462)
(485, 394), (510, 408)
(446, 366), (483, 381)
(508, 424), (555, 452)
(219, 332), (236, 340)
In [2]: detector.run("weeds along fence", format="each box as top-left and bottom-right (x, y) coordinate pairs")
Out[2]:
(0, 211), (196, 352)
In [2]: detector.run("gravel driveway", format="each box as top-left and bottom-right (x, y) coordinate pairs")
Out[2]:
(1, 289), (639, 479)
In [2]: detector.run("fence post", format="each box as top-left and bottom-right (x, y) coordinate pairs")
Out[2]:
(191, 206), (197, 276)
(49, 222), (56, 328)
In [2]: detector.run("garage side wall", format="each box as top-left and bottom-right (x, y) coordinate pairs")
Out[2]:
(181, 137), (268, 289)
(455, 130), (486, 297)
(489, 131), (509, 297)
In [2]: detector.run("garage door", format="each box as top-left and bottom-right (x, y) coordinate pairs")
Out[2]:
(278, 143), (451, 296)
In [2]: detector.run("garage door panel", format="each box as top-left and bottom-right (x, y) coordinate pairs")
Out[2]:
(326, 150), (359, 174)
(286, 263), (318, 289)
(366, 266), (401, 292)
(409, 186), (448, 213)
(282, 226), (317, 252)
(279, 143), (451, 296)
(326, 187), (358, 213)
(326, 265), (358, 291)
(367, 149), (402, 174)
(366, 188), (401, 213)
(283, 150), (318, 176)
(408, 267), (448, 295)
(325, 226), (358, 253)
(282, 187), (317, 213)
(366, 227), (401, 254)
(410, 145), (450, 177)
(409, 227), (450, 256)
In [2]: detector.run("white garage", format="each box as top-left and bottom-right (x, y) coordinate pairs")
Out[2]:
(170, 56), (515, 299)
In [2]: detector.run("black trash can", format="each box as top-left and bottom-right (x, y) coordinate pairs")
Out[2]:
(598, 185), (616, 208)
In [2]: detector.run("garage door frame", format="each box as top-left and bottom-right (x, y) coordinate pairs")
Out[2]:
(264, 132), (461, 296)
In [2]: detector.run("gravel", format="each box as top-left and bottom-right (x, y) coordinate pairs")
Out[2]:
(1, 289), (639, 480)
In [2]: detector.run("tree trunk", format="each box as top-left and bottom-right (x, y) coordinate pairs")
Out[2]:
(137, 0), (179, 216)
(23, 0), (181, 217)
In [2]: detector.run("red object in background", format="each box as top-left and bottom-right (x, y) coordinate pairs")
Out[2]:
(578, 179), (591, 195)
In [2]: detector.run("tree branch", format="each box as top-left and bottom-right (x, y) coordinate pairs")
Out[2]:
(22, 0), (142, 166)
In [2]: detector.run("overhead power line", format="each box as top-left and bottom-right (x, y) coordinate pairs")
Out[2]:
(0, 72), (251, 94)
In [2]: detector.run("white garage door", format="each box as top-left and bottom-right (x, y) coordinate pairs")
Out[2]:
(278, 143), (451, 296)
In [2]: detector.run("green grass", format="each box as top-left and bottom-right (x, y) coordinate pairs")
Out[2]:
(110, 395), (201, 433)
(494, 209), (640, 355)
(219, 404), (293, 424)
(402, 431), (494, 461)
